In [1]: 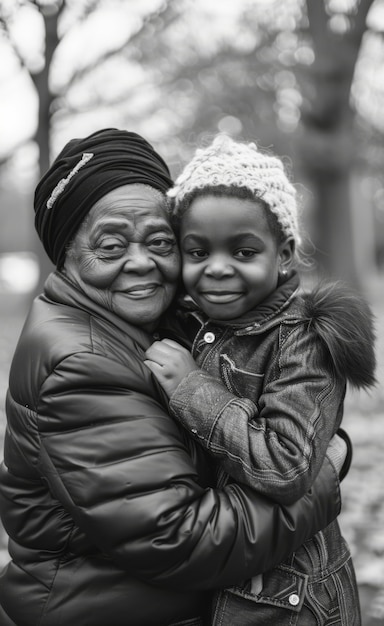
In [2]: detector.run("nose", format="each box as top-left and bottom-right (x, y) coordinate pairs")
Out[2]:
(204, 254), (234, 278)
(122, 244), (156, 274)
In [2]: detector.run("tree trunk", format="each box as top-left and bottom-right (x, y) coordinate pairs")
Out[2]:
(31, 8), (61, 295)
(299, 0), (375, 287)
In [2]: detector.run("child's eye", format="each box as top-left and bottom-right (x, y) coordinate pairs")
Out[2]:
(235, 249), (257, 259)
(186, 249), (208, 259)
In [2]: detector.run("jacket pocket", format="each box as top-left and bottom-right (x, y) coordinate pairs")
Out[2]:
(303, 555), (361, 625)
(228, 565), (308, 611)
(211, 566), (308, 626)
(219, 353), (264, 399)
(211, 552), (361, 626)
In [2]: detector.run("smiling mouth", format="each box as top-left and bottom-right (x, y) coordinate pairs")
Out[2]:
(120, 284), (160, 298)
(200, 292), (243, 304)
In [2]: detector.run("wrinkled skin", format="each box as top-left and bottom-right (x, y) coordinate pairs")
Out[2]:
(64, 184), (180, 331)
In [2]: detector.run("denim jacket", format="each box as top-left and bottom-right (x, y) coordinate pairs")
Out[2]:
(168, 272), (376, 625)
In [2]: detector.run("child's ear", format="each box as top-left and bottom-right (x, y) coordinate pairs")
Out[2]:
(278, 238), (295, 273)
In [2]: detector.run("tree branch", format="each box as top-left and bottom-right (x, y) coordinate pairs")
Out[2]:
(0, 2), (28, 72)
(60, 0), (175, 92)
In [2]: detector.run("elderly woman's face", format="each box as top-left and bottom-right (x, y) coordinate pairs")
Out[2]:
(64, 184), (180, 330)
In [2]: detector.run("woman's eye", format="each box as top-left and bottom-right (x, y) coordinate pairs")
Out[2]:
(102, 243), (122, 251)
(148, 238), (176, 254)
(98, 238), (125, 257)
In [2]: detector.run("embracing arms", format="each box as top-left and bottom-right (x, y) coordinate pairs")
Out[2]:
(28, 349), (342, 590)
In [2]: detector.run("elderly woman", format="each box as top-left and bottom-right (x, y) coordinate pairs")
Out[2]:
(0, 129), (345, 626)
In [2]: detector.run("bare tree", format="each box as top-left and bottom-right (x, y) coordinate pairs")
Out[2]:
(0, 0), (175, 291)
(299, 0), (376, 285)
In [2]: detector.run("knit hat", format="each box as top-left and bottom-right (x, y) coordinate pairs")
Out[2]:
(34, 128), (173, 268)
(168, 134), (301, 245)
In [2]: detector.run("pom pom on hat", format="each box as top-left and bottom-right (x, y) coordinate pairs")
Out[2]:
(168, 134), (301, 245)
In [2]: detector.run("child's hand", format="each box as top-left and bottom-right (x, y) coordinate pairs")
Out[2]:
(144, 339), (200, 397)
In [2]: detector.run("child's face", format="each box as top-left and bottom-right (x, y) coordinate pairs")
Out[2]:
(180, 194), (292, 320)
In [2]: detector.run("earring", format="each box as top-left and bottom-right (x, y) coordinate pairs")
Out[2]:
(280, 269), (288, 277)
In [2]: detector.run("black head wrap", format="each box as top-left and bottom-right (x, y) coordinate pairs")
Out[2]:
(34, 128), (173, 268)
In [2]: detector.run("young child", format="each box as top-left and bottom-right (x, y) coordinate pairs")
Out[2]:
(144, 135), (376, 625)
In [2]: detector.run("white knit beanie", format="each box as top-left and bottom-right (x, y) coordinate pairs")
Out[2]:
(168, 134), (301, 245)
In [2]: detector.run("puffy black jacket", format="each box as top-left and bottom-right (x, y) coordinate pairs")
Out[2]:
(0, 271), (341, 626)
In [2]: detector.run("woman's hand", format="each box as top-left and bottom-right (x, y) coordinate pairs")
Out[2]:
(145, 339), (200, 397)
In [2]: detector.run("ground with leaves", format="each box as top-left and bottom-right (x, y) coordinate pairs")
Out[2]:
(0, 279), (383, 625)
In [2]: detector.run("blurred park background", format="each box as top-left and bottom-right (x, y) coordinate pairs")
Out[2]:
(0, 0), (383, 624)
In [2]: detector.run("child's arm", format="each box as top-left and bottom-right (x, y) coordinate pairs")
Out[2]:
(145, 331), (347, 506)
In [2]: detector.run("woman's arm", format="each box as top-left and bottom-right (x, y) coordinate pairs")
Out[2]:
(34, 350), (341, 590)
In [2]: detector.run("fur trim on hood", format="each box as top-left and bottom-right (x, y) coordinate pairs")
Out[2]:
(303, 281), (377, 390)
